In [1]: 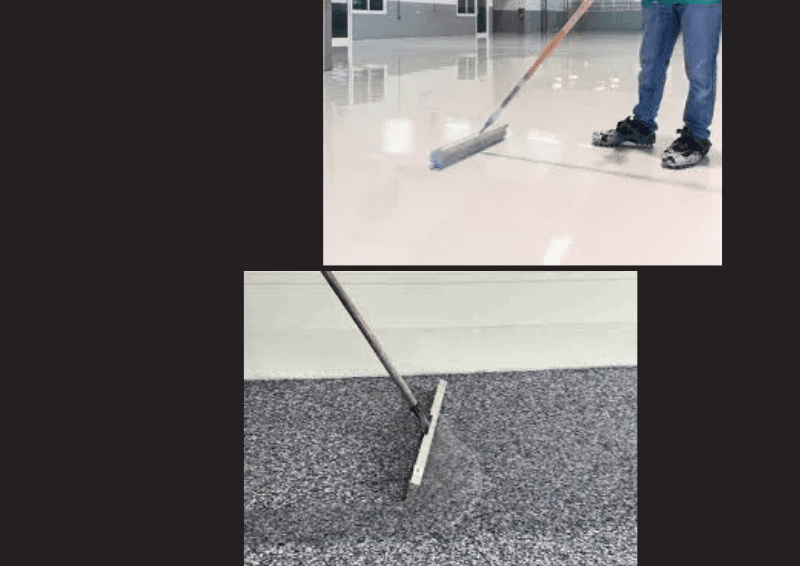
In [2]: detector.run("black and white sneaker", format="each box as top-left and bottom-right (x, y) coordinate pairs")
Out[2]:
(662, 127), (712, 169)
(592, 116), (656, 148)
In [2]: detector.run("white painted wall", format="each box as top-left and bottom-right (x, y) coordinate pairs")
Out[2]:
(245, 271), (637, 379)
(538, 0), (566, 10)
(495, 0), (525, 9)
(341, 1), (479, 5)
(495, 1), (564, 12)
(428, 0), (494, 5)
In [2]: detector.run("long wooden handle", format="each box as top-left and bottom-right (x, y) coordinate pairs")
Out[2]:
(524, 0), (596, 80)
(491, 0), (596, 121)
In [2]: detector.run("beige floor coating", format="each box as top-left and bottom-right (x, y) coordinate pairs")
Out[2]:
(323, 34), (722, 265)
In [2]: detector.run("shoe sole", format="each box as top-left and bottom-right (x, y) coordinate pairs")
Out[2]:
(592, 139), (655, 148)
(661, 159), (708, 170)
(662, 142), (711, 168)
(592, 131), (655, 148)
(661, 154), (710, 169)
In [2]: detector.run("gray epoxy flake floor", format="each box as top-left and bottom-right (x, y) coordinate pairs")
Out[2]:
(244, 367), (637, 565)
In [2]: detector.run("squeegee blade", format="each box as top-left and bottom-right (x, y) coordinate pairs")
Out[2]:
(429, 124), (508, 170)
(407, 379), (448, 498)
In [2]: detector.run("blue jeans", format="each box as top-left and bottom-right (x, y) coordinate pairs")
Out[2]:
(633, 2), (722, 141)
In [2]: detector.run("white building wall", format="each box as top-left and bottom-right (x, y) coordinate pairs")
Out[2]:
(245, 271), (637, 379)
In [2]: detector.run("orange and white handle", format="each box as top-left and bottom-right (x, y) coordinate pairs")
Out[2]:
(481, 0), (597, 133)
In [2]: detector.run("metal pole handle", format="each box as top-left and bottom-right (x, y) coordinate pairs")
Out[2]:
(321, 271), (429, 432)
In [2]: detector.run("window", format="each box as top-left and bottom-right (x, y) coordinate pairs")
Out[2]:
(458, 0), (475, 15)
(332, 2), (348, 38)
(353, 0), (385, 12)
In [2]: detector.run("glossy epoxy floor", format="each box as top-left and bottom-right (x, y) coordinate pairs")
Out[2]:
(324, 33), (722, 265)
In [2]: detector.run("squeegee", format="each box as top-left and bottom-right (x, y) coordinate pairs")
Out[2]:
(321, 271), (446, 497)
(429, 0), (597, 170)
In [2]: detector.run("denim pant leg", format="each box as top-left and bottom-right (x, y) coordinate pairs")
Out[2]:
(633, 4), (682, 133)
(679, 4), (722, 141)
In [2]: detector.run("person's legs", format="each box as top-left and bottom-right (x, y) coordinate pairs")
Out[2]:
(633, 3), (682, 133)
(679, 3), (722, 141)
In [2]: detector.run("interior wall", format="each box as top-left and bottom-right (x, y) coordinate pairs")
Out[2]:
(245, 271), (637, 379)
(567, 0), (643, 32)
(494, 0), (524, 33)
(324, 0), (332, 70)
(494, 0), (567, 33)
(336, 1), (482, 40)
(336, 0), (645, 38)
